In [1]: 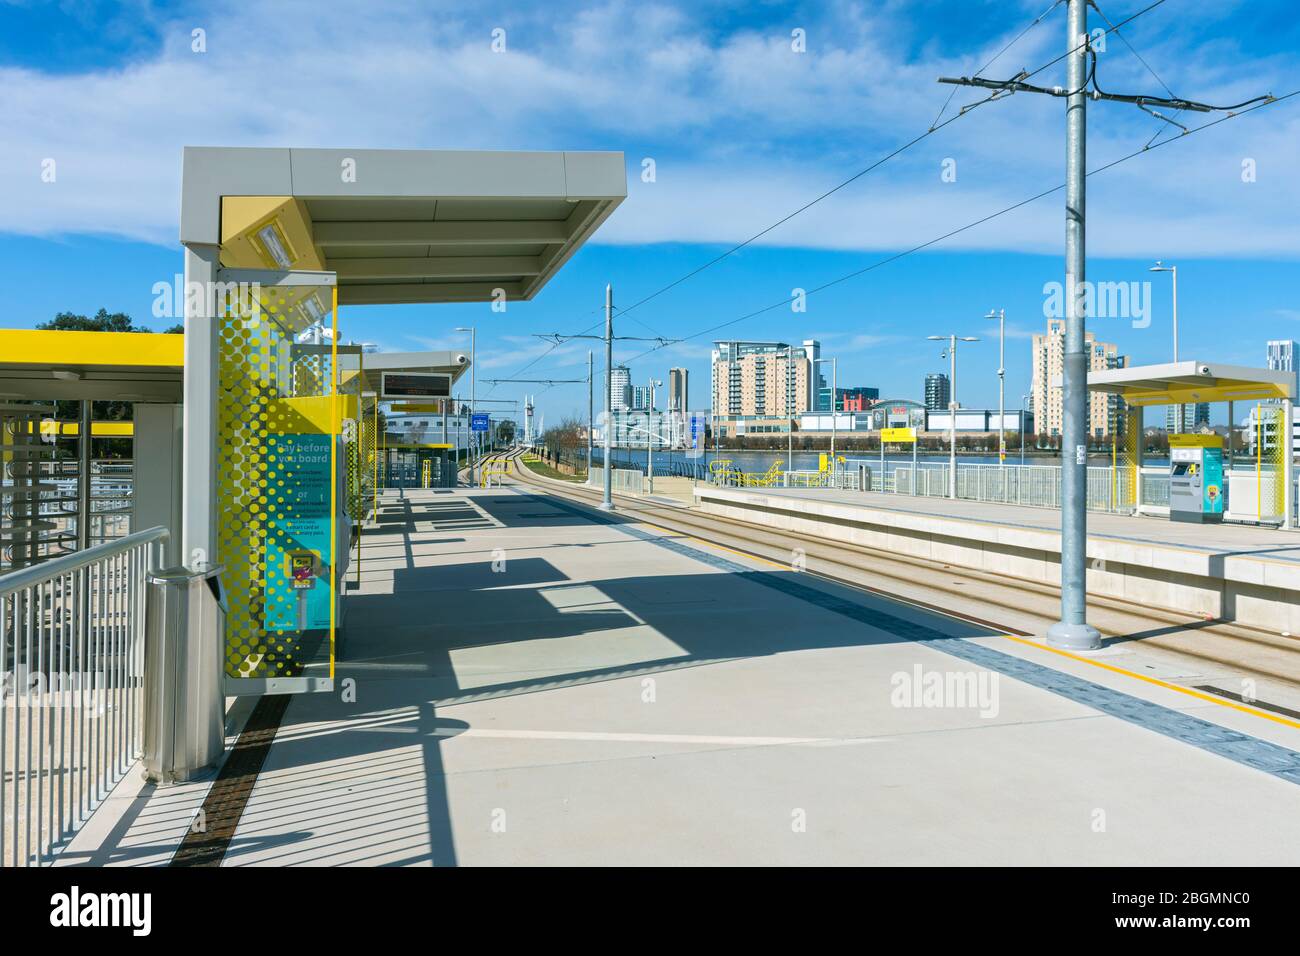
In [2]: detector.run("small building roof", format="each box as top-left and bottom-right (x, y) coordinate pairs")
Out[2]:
(1088, 360), (1295, 406)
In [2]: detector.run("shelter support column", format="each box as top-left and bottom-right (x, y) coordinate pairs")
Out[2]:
(76, 399), (91, 552)
(1286, 398), (1294, 531)
(182, 243), (219, 570)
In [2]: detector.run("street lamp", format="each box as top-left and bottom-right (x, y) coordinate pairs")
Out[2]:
(1150, 260), (1183, 432)
(927, 334), (979, 499)
(985, 309), (1006, 464)
(1149, 261), (1178, 362)
(647, 377), (662, 495)
(454, 326), (476, 485)
(813, 356), (838, 471)
(1020, 392), (1031, 466)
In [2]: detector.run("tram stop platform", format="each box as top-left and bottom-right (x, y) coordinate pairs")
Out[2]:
(54, 482), (1300, 866)
(696, 484), (1300, 636)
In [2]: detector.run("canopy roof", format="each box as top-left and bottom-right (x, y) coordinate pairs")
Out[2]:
(0, 329), (183, 402)
(1088, 360), (1295, 406)
(182, 147), (626, 305)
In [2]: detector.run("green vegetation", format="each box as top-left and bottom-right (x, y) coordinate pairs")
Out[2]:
(521, 455), (585, 482)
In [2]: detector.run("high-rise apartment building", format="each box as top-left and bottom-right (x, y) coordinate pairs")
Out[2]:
(631, 385), (651, 411)
(711, 340), (817, 418)
(1166, 403), (1210, 433)
(924, 373), (950, 411)
(609, 365), (631, 412)
(1267, 340), (1298, 403)
(668, 367), (689, 412)
(1030, 318), (1128, 439)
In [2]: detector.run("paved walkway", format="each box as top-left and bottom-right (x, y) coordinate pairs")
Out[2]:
(743, 485), (1300, 562)
(65, 483), (1300, 865)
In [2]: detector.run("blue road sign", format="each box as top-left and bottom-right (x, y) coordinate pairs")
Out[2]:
(471, 413), (490, 433)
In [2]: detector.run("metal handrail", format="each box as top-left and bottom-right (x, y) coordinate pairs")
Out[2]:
(1, 523), (169, 867)
(0, 526), (168, 598)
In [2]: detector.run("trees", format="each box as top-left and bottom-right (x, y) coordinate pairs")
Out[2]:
(33, 310), (161, 457)
(36, 309), (151, 334)
(541, 416), (587, 470)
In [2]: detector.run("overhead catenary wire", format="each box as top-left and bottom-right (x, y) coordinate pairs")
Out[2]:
(605, 0), (1172, 327)
(620, 89), (1299, 366)
(1091, 0), (1177, 99)
(514, 0), (1221, 400)
(931, 0), (1064, 130)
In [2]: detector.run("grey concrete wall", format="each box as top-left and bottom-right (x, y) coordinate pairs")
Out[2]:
(696, 487), (1300, 634)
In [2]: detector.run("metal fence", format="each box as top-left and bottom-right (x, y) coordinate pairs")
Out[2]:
(2, 461), (135, 572)
(1, 525), (166, 866)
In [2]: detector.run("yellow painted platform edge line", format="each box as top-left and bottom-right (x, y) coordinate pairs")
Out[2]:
(643, 509), (1300, 732)
(517, 463), (1300, 732)
(1001, 633), (1300, 730)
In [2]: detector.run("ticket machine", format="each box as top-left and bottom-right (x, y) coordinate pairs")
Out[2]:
(1169, 434), (1224, 523)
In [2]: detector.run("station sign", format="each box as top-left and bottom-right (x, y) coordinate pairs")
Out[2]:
(881, 427), (917, 443)
(471, 413), (490, 433)
(380, 371), (451, 400)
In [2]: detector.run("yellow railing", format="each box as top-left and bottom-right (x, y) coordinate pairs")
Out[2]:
(480, 459), (511, 487)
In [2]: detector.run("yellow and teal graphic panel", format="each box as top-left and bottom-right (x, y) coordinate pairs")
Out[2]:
(216, 283), (340, 685)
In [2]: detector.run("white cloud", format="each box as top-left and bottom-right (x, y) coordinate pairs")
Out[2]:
(0, 0), (1296, 259)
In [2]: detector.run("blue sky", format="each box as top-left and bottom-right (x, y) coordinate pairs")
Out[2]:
(2, 0), (1299, 424)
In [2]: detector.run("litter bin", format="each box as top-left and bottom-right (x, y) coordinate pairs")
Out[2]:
(142, 564), (226, 784)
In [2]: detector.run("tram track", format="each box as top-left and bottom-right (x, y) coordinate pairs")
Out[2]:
(496, 448), (1300, 695)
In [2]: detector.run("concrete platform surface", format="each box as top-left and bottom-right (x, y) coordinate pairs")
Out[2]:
(65, 483), (1300, 866)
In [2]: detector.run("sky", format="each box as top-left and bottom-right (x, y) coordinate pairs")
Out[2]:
(2, 0), (1299, 426)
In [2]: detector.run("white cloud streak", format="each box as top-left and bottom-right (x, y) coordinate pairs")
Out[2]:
(0, 0), (1296, 259)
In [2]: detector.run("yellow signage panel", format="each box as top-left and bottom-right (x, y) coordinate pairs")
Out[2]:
(1169, 433), (1224, 448)
(881, 427), (917, 443)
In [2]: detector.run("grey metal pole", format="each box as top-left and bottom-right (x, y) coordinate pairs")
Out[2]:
(601, 284), (614, 510)
(831, 357), (838, 474)
(465, 328), (477, 486)
(587, 351), (594, 479)
(911, 430), (918, 496)
(1172, 265), (1179, 363)
(1021, 394), (1029, 467)
(949, 335), (957, 499)
(996, 309), (1006, 463)
(647, 378), (655, 496)
(787, 344), (794, 473)
(1048, 0), (1102, 650)
(77, 399), (92, 552)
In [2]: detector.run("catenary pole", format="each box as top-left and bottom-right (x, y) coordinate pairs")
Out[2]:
(1048, 0), (1102, 649)
(601, 284), (614, 510)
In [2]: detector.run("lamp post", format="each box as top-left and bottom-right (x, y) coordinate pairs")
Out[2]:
(1021, 392), (1030, 467)
(928, 334), (979, 499)
(813, 356), (838, 473)
(786, 343), (794, 473)
(986, 309), (1006, 463)
(1150, 260), (1183, 431)
(647, 377), (662, 495)
(600, 285), (614, 510)
(455, 326), (476, 486)
(1149, 261), (1179, 363)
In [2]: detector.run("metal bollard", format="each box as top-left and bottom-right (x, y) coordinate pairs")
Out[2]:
(142, 565), (226, 784)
